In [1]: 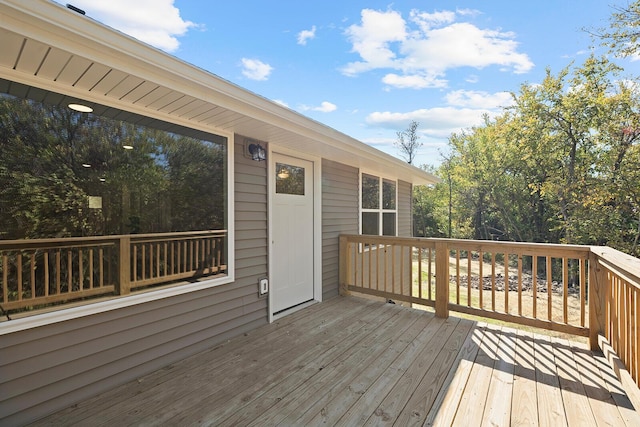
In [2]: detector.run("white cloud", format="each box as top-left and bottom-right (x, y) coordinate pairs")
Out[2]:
(444, 90), (514, 109)
(342, 9), (407, 76)
(300, 101), (337, 113)
(241, 58), (273, 81)
(366, 107), (494, 138)
(341, 8), (533, 88)
(382, 73), (447, 89)
(60, 0), (196, 52)
(297, 26), (317, 45)
(409, 9), (456, 32)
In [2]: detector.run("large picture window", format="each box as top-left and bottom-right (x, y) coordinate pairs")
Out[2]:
(361, 173), (396, 236)
(0, 82), (230, 316)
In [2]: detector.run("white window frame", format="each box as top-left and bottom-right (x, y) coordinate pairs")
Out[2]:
(360, 172), (398, 237)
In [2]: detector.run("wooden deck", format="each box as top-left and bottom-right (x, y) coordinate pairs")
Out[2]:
(32, 296), (640, 426)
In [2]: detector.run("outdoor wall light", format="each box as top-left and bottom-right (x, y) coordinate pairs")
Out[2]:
(68, 103), (93, 113)
(248, 143), (266, 161)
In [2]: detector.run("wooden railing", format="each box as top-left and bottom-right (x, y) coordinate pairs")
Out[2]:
(339, 234), (640, 389)
(590, 246), (640, 391)
(0, 230), (226, 312)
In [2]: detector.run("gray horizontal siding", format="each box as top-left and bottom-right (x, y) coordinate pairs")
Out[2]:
(398, 180), (412, 237)
(322, 159), (359, 299)
(0, 137), (268, 426)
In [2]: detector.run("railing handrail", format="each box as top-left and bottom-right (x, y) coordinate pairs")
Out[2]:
(340, 234), (592, 253)
(591, 245), (640, 288)
(0, 230), (227, 251)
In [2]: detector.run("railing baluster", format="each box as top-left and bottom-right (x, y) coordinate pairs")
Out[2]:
(428, 248), (433, 301)
(563, 257), (569, 324)
(78, 249), (84, 291)
(504, 252), (509, 315)
(156, 242), (160, 278)
(89, 249), (94, 289)
(133, 245), (138, 281)
(17, 253), (22, 301)
(2, 254), (8, 304)
(547, 255), (552, 322)
(517, 253), (522, 317)
(533, 255), (538, 319)
(478, 251), (483, 310)
(67, 250), (72, 293)
(44, 251), (50, 296)
(491, 253), (496, 311)
(142, 244), (147, 281)
(56, 250), (61, 295)
(580, 258), (586, 327)
(99, 248), (104, 287)
(162, 242), (171, 276)
(435, 241), (449, 318)
(368, 241), (373, 290)
(417, 247), (422, 300)
(455, 250), (460, 305)
(466, 251), (471, 307)
(30, 253), (36, 298)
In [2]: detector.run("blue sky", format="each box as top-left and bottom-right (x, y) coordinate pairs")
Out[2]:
(57, 0), (640, 167)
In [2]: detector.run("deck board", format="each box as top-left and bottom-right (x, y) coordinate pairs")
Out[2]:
(31, 296), (639, 427)
(510, 329), (539, 426)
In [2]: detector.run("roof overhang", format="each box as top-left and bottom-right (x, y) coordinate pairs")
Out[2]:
(0, 0), (439, 185)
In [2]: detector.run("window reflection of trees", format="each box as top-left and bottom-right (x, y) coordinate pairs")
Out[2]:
(275, 163), (305, 195)
(0, 94), (226, 240)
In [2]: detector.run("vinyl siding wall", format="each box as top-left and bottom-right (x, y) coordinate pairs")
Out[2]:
(321, 159), (359, 299)
(398, 180), (413, 237)
(0, 138), (269, 426)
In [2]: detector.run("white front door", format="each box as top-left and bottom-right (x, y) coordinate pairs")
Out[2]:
(272, 153), (314, 313)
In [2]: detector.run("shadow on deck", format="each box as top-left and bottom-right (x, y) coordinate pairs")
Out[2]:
(32, 296), (640, 426)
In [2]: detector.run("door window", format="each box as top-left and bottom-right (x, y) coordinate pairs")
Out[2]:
(276, 162), (305, 195)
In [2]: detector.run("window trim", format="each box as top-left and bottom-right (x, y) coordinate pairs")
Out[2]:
(360, 172), (398, 236)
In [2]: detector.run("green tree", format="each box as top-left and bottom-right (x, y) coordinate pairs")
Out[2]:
(593, 0), (640, 59)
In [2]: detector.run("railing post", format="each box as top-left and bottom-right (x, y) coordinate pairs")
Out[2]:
(118, 235), (131, 295)
(339, 235), (350, 296)
(435, 241), (449, 318)
(589, 251), (607, 350)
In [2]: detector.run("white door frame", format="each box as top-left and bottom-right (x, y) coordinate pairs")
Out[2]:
(268, 145), (322, 322)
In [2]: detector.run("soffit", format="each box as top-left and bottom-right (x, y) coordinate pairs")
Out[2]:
(0, 0), (438, 185)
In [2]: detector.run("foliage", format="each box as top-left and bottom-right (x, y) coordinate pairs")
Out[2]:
(413, 55), (640, 256)
(593, 0), (640, 59)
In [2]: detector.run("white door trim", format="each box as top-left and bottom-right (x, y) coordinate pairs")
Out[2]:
(268, 145), (322, 322)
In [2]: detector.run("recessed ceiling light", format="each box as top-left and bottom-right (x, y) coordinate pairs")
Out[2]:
(122, 145), (134, 150)
(68, 103), (93, 113)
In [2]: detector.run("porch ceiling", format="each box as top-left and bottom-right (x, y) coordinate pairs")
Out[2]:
(0, 0), (438, 185)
